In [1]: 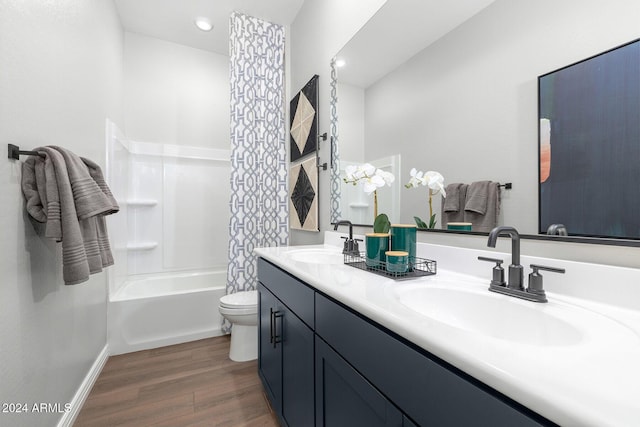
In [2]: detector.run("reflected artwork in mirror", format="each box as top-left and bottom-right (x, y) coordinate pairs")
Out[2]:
(538, 38), (640, 239)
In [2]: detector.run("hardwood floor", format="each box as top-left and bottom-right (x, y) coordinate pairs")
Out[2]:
(75, 336), (279, 427)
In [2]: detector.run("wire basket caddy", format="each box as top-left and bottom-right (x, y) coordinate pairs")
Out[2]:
(343, 252), (437, 280)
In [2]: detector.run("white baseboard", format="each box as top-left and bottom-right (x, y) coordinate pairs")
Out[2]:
(57, 345), (109, 427)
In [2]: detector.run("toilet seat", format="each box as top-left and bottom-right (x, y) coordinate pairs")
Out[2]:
(219, 290), (258, 311)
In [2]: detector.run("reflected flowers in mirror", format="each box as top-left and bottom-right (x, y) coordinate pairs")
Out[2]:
(344, 163), (395, 220)
(405, 168), (446, 229)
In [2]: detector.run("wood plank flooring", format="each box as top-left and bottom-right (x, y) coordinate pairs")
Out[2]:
(74, 336), (279, 427)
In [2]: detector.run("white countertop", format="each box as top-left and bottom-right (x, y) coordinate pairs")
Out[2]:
(255, 238), (640, 427)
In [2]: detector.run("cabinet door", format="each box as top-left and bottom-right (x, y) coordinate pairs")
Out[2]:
(316, 294), (551, 427)
(258, 284), (282, 414)
(316, 336), (402, 427)
(281, 305), (315, 427)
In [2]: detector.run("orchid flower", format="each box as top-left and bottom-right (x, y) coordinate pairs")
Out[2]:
(344, 163), (394, 194)
(424, 171), (446, 197)
(343, 163), (396, 218)
(405, 168), (446, 229)
(405, 168), (445, 196)
(376, 169), (395, 186)
(405, 168), (427, 188)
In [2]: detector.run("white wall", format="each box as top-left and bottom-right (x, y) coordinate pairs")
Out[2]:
(123, 32), (230, 149)
(364, 0), (640, 234)
(0, 0), (123, 425)
(289, 0), (387, 245)
(336, 82), (366, 163)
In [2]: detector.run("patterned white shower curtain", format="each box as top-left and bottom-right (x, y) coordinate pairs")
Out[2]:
(225, 12), (288, 330)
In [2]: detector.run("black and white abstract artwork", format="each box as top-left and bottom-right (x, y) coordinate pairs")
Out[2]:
(290, 156), (318, 231)
(290, 75), (319, 162)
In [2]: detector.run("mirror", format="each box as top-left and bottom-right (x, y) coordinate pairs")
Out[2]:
(329, 0), (640, 245)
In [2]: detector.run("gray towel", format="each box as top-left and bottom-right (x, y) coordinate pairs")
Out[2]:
(22, 155), (62, 240)
(21, 147), (118, 285)
(81, 156), (119, 215)
(80, 156), (118, 267)
(443, 183), (464, 212)
(50, 146), (116, 219)
(441, 183), (468, 227)
(464, 181), (490, 214)
(464, 181), (501, 232)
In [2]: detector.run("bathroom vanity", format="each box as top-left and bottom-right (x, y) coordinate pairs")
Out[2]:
(255, 236), (640, 427)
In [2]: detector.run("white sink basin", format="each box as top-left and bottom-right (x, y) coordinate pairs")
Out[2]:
(392, 284), (585, 346)
(288, 248), (344, 265)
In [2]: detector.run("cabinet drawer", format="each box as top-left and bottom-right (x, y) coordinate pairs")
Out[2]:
(258, 258), (315, 329)
(315, 294), (553, 427)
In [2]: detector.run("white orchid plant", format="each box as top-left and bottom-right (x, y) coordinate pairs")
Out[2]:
(405, 168), (446, 229)
(344, 163), (395, 231)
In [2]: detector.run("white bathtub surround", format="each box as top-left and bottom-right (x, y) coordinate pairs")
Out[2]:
(254, 232), (640, 427)
(108, 270), (225, 355)
(106, 122), (231, 285)
(226, 13), (288, 334)
(105, 123), (230, 354)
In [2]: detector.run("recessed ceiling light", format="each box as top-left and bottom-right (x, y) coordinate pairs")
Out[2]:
(335, 59), (346, 68)
(195, 17), (213, 32)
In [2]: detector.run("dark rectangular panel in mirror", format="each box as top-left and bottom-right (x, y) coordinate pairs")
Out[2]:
(538, 39), (640, 239)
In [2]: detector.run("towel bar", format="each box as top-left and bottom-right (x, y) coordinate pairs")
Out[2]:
(7, 144), (45, 160)
(499, 183), (512, 190)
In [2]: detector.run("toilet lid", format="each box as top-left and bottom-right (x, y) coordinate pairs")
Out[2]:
(220, 290), (258, 309)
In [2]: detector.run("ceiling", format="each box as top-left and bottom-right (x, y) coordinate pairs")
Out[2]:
(114, 0), (305, 55)
(114, 0), (496, 87)
(336, 0), (497, 88)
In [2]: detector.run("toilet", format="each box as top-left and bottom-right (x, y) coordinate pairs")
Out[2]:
(218, 290), (258, 362)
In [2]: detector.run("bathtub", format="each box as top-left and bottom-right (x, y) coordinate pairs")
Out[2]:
(108, 270), (226, 355)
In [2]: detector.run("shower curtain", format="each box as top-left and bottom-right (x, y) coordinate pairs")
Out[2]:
(225, 12), (288, 328)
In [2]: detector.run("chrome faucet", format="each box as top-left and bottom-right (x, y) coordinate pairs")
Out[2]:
(333, 220), (361, 255)
(481, 225), (565, 302)
(487, 226), (523, 291)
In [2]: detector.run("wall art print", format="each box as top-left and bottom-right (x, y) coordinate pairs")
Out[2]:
(290, 156), (319, 231)
(290, 75), (319, 162)
(538, 38), (640, 239)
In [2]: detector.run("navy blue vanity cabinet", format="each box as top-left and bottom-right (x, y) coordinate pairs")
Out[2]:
(315, 336), (403, 427)
(258, 259), (315, 427)
(257, 258), (555, 426)
(315, 294), (555, 427)
(258, 283), (283, 415)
